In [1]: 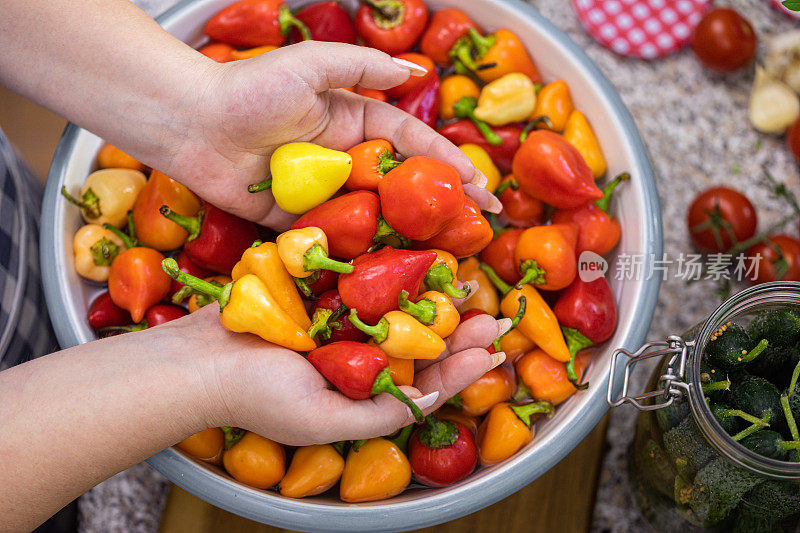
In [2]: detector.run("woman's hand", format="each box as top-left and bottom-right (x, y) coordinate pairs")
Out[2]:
(165, 42), (501, 230)
(183, 304), (509, 445)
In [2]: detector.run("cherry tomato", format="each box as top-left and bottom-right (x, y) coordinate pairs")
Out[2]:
(687, 187), (757, 253)
(690, 8), (756, 73)
(787, 116), (800, 165)
(747, 235), (800, 285)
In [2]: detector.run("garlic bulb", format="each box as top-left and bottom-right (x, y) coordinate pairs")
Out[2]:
(764, 30), (800, 94)
(749, 66), (800, 134)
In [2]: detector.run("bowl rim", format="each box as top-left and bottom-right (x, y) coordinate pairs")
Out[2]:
(40, 0), (662, 530)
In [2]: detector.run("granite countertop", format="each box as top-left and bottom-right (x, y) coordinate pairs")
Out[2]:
(77, 1), (800, 531)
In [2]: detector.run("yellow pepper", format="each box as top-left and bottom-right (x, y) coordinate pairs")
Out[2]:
(459, 144), (501, 192)
(456, 257), (500, 316)
(424, 249), (470, 299)
(348, 309), (446, 360)
(339, 434), (412, 503)
(563, 109), (606, 178)
(276, 227), (354, 279)
(61, 168), (146, 228)
(473, 73), (536, 127)
(72, 224), (127, 282)
(529, 80), (573, 132)
(232, 241), (311, 329)
(248, 142), (353, 215)
(398, 290), (460, 338)
(231, 45), (278, 60)
(439, 74), (481, 120)
(279, 443), (345, 498)
(162, 259), (316, 351)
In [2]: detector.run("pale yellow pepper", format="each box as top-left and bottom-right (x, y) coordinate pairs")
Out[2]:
(459, 143), (501, 192)
(563, 110), (606, 178)
(61, 168), (146, 228)
(72, 224), (127, 282)
(276, 227), (354, 279)
(474, 73), (536, 127)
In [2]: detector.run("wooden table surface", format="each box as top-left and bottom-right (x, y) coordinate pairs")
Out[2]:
(1, 85), (611, 533)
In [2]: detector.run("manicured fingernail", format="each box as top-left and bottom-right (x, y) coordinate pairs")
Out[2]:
(411, 391), (439, 411)
(392, 58), (428, 76)
(496, 318), (513, 337)
(470, 171), (488, 189)
(486, 193), (503, 214)
(490, 351), (507, 369)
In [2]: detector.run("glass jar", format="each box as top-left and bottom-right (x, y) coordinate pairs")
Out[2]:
(608, 281), (800, 532)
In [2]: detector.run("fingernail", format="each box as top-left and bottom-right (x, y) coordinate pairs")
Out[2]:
(496, 318), (513, 337)
(411, 391), (439, 411)
(490, 351), (507, 369)
(470, 171), (488, 189)
(392, 58), (428, 77)
(486, 193), (503, 214)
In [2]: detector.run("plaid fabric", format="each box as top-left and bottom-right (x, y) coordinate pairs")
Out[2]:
(0, 128), (57, 370)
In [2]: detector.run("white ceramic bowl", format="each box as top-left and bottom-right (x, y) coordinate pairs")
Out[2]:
(41, 1), (662, 530)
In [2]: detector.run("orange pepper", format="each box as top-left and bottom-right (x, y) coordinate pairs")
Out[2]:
(515, 348), (593, 406)
(513, 224), (578, 291)
(499, 328), (536, 363)
(279, 444), (345, 498)
(222, 432), (286, 489)
(132, 170), (201, 251)
(456, 257), (499, 316)
(345, 139), (397, 192)
(476, 401), (552, 465)
(197, 42), (235, 62)
(108, 246), (171, 323)
(97, 143), (145, 171)
(176, 428), (224, 465)
(435, 404), (479, 435)
(455, 366), (515, 416)
(563, 109), (606, 178)
(340, 437), (411, 502)
(529, 80), (573, 132)
(439, 75), (480, 120)
(355, 86), (388, 102)
(387, 355), (415, 387)
(230, 45), (278, 60)
(465, 29), (541, 84)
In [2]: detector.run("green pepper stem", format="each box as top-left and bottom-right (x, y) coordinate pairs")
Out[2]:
(701, 377), (731, 393)
(90, 237), (120, 266)
(293, 272), (318, 300)
(331, 441), (346, 456)
(348, 309), (389, 344)
(789, 357), (800, 397)
(417, 415), (458, 449)
(510, 401), (554, 429)
(493, 295), (526, 351)
(424, 263), (470, 299)
(247, 178), (272, 193)
(562, 327), (593, 390)
(172, 285), (195, 305)
(159, 205), (201, 241)
(61, 185), (102, 219)
(445, 394), (463, 409)
(102, 222), (136, 249)
(303, 244), (354, 274)
(376, 150), (402, 175)
(511, 379), (533, 404)
(161, 258), (232, 308)
(351, 439), (368, 452)
(594, 172), (630, 213)
(453, 96), (503, 146)
(398, 290), (436, 326)
(494, 178), (519, 196)
(308, 308), (334, 341)
(741, 338), (769, 363)
(782, 395), (800, 442)
(718, 409), (770, 427)
(360, 0), (402, 21)
(278, 4), (311, 40)
(386, 424), (414, 455)
(519, 116), (554, 143)
(777, 440), (800, 450)
(221, 426), (246, 450)
(371, 367), (424, 423)
(732, 412), (771, 442)
(125, 210), (137, 243)
(98, 320), (148, 335)
(479, 262), (512, 296)
(467, 28), (495, 58)
(373, 215), (410, 249)
(449, 36), (481, 74)
(515, 259), (546, 289)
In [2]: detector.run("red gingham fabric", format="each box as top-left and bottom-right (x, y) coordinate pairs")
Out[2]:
(572, 0), (712, 59)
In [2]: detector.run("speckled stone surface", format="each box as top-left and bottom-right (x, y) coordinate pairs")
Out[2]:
(77, 1), (800, 532)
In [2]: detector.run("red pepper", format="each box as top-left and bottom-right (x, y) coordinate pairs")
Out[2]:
(145, 303), (189, 326)
(379, 156), (463, 241)
(291, 191), (381, 259)
(386, 53), (436, 100)
(310, 290), (368, 344)
(395, 73), (441, 129)
(204, 0), (310, 47)
(414, 197), (493, 259)
(159, 204), (259, 275)
(290, 1), (356, 43)
(437, 120), (522, 174)
(307, 341), (425, 422)
(551, 173), (628, 256)
(459, 308), (489, 323)
(355, 0), (429, 55)
(88, 292), (132, 332)
(169, 250), (213, 298)
(355, 87), (388, 102)
(553, 277), (617, 344)
(408, 416), (477, 487)
(479, 229), (523, 286)
(338, 247), (437, 324)
(511, 130), (602, 209)
(495, 175), (545, 228)
(419, 9), (478, 65)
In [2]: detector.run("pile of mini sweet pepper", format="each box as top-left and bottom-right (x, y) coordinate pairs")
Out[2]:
(63, 0), (626, 502)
